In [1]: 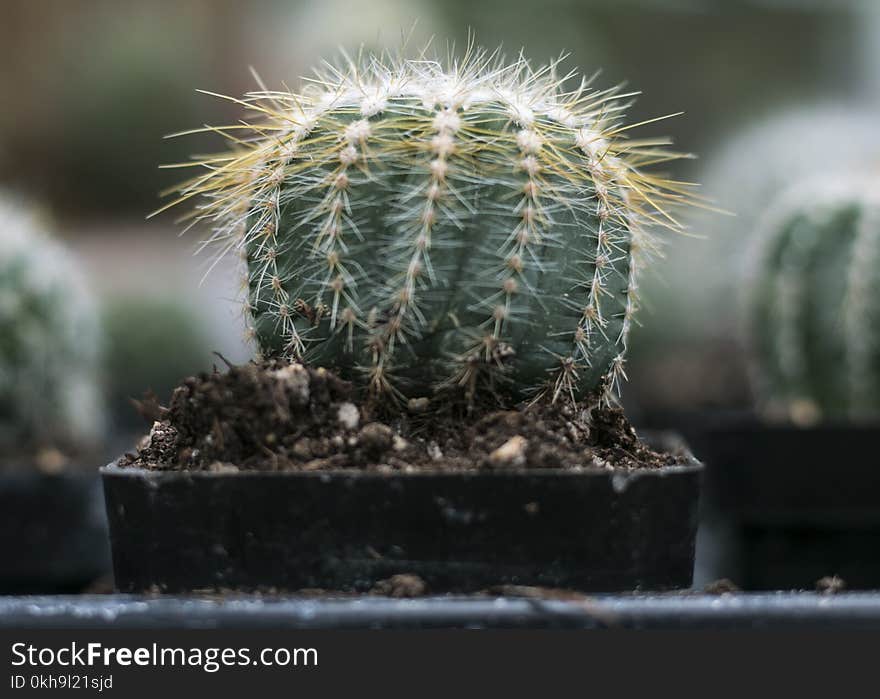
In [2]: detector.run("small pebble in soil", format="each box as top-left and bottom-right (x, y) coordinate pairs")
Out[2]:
(270, 363), (310, 405)
(371, 574), (427, 598)
(358, 423), (394, 459)
(392, 435), (408, 452)
(489, 435), (528, 468)
(336, 402), (360, 430)
(816, 575), (846, 594)
(407, 397), (430, 414)
(704, 578), (740, 595)
(208, 462), (239, 473)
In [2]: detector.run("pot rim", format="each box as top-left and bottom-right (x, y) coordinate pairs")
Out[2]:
(100, 458), (702, 480)
(101, 430), (701, 481)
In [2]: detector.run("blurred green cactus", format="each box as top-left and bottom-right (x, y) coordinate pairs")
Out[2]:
(654, 105), (880, 343)
(0, 196), (104, 449)
(746, 180), (880, 422)
(102, 296), (214, 428)
(167, 48), (691, 406)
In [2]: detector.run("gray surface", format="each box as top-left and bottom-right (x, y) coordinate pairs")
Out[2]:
(2, 593), (880, 629)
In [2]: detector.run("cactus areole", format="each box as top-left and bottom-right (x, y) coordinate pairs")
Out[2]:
(166, 49), (690, 406)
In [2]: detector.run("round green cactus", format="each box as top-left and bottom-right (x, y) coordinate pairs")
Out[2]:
(745, 180), (880, 422)
(166, 49), (690, 405)
(0, 196), (104, 449)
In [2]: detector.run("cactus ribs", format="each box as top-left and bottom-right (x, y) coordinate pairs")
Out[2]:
(163, 47), (695, 408)
(121, 359), (676, 473)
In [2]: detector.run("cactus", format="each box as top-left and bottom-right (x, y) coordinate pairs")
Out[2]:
(640, 104), (880, 358)
(165, 48), (691, 406)
(745, 179), (880, 422)
(0, 196), (104, 449)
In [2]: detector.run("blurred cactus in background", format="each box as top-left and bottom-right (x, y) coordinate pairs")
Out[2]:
(664, 105), (880, 340)
(745, 179), (880, 423)
(0, 196), (104, 451)
(102, 296), (214, 429)
(623, 105), (880, 418)
(705, 104), (880, 230)
(168, 48), (692, 406)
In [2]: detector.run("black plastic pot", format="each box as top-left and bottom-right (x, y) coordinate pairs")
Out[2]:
(683, 416), (880, 590)
(0, 473), (111, 593)
(101, 444), (702, 594)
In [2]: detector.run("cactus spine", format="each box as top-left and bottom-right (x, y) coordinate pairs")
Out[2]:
(0, 196), (104, 449)
(745, 180), (880, 421)
(166, 48), (690, 405)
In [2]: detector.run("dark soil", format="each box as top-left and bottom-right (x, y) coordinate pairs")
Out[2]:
(119, 359), (680, 472)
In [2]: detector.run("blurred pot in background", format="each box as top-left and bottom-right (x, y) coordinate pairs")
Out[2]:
(694, 177), (880, 591)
